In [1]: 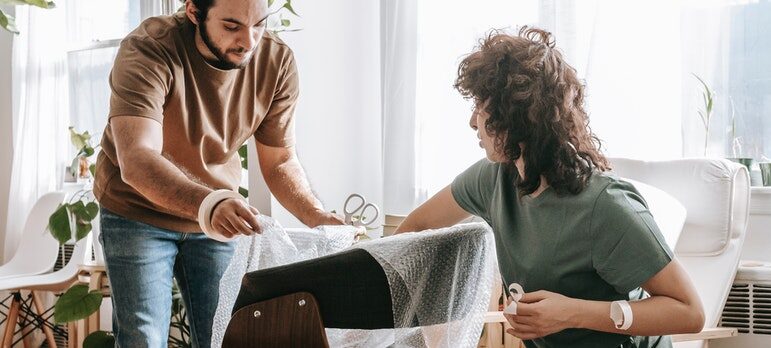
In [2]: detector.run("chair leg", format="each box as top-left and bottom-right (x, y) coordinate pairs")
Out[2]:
(31, 291), (57, 348)
(2, 292), (21, 348)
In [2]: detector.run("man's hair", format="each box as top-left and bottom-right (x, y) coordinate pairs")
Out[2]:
(454, 26), (610, 197)
(191, 0), (215, 23)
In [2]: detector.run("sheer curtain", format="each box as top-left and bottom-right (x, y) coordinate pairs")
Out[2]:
(382, 0), (690, 214)
(4, 2), (70, 261)
(382, 0), (539, 214)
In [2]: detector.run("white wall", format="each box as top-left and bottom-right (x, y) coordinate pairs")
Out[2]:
(254, 0), (383, 232)
(0, 6), (15, 261)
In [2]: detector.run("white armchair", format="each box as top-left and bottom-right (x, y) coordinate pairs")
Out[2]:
(610, 157), (751, 348)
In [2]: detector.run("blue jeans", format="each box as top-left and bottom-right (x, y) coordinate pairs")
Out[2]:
(99, 208), (235, 348)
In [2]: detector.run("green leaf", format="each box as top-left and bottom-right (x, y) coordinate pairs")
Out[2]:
(238, 144), (248, 170)
(0, 9), (19, 34)
(48, 204), (72, 244)
(281, 18), (290, 27)
(238, 186), (248, 198)
(85, 202), (99, 220)
(54, 284), (103, 323)
(283, 0), (298, 16)
(83, 331), (114, 348)
(75, 220), (92, 241)
(89, 163), (96, 178)
(267, 0), (275, 7)
(83, 145), (95, 157)
(1, 0), (56, 9)
(69, 127), (92, 153)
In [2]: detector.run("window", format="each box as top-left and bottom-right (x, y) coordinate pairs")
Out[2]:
(65, 0), (178, 138)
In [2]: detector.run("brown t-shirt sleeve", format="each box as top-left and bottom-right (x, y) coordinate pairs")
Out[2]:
(108, 36), (172, 123)
(254, 51), (297, 147)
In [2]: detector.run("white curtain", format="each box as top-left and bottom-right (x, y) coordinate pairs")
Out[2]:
(381, 0), (419, 215)
(381, 0), (539, 214)
(381, 0), (693, 214)
(546, 0), (683, 160)
(4, 2), (70, 261)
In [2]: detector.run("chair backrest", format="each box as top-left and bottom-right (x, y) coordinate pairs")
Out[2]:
(0, 192), (65, 279)
(610, 158), (751, 347)
(0, 231), (92, 291)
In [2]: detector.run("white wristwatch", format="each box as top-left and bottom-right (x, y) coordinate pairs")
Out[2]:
(610, 300), (633, 330)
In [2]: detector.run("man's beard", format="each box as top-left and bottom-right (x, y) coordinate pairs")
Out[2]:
(198, 20), (253, 70)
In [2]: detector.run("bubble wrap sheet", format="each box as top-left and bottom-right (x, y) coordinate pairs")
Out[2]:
(212, 217), (495, 348)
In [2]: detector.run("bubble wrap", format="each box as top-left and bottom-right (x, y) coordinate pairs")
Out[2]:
(212, 216), (361, 347)
(212, 218), (495, 348)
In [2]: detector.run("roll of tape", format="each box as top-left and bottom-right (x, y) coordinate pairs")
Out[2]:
(610, 300), (634, 330)
(197, 189), (246, 242)
(504, 283), (524, 315)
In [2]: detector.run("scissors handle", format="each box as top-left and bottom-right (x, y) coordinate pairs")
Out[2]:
(355, 203), (380, 227)
(344, 193), (366, 215)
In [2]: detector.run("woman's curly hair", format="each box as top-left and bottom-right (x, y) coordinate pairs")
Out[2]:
(454, 26), (610, 196)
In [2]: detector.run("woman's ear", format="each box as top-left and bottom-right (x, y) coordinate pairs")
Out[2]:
(185, 0), (200, 25)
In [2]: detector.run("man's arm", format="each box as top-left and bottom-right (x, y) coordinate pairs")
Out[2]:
(255, 141), (344, 227)
(112, 116), (260, 236)
(394, 185), (471, 234)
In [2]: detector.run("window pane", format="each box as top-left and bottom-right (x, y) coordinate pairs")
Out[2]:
(66, 0), (140, 46)
(67, 45), (119, 141)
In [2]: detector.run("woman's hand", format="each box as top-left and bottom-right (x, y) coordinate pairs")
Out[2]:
(504, 290), (581, 340)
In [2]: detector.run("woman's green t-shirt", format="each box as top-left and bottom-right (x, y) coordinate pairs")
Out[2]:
(451, 159), (674, 348)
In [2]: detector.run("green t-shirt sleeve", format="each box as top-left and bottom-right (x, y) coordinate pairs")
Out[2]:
(590, 179), (674, 294)
(450, 159), (498, 221)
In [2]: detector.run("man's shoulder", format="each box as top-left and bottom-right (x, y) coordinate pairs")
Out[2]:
(258, 31), (295, 60)
(122, 12), (185, 50)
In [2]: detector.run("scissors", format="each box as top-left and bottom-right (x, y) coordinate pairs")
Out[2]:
(343, 193), (380, 227)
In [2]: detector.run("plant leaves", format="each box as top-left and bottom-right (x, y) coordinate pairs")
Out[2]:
(0, 0), (56, 9)
(48, 204), (72, 244)
(281, 18), (290, 27)
(83, 331), (114, 348)
(0, 9), (19, 34)
(89, 163), (96, 178)
(283, 0), (298, 16)
(267, 0), (275, 7)
(54, 284), (103, 323)
(238, 186), (248, 198)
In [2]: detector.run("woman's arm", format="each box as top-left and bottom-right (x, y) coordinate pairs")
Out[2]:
(394, 185), (472, 234)
(507, 259), (704, 340)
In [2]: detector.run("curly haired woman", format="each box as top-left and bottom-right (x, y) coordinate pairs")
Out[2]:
(395, 27), (704, 348)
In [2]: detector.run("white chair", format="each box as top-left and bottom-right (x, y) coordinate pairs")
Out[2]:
(0, 234), (91, 348)
(610, 157), (751, 348)
(0, 192), (66, 280)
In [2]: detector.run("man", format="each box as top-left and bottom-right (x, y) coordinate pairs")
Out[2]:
(93, 0), (344, 346)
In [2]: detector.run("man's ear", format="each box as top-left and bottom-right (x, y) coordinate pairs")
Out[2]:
(185, 0), (201, 25)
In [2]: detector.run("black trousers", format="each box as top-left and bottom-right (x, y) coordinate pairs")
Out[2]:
(232, 248), (396, 329)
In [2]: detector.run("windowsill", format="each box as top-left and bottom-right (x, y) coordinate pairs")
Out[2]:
(751, 187), (771, 215)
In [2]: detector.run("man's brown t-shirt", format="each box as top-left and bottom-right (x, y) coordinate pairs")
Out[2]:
(94, 12), (297, 232)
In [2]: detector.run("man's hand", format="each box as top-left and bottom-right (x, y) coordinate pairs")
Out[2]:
(210, 198), (261, 239)
(504, 290), (580, 340)
(308, 211), (345, 227)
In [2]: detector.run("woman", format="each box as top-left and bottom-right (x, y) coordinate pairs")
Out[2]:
(394, 27), (704, 348)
